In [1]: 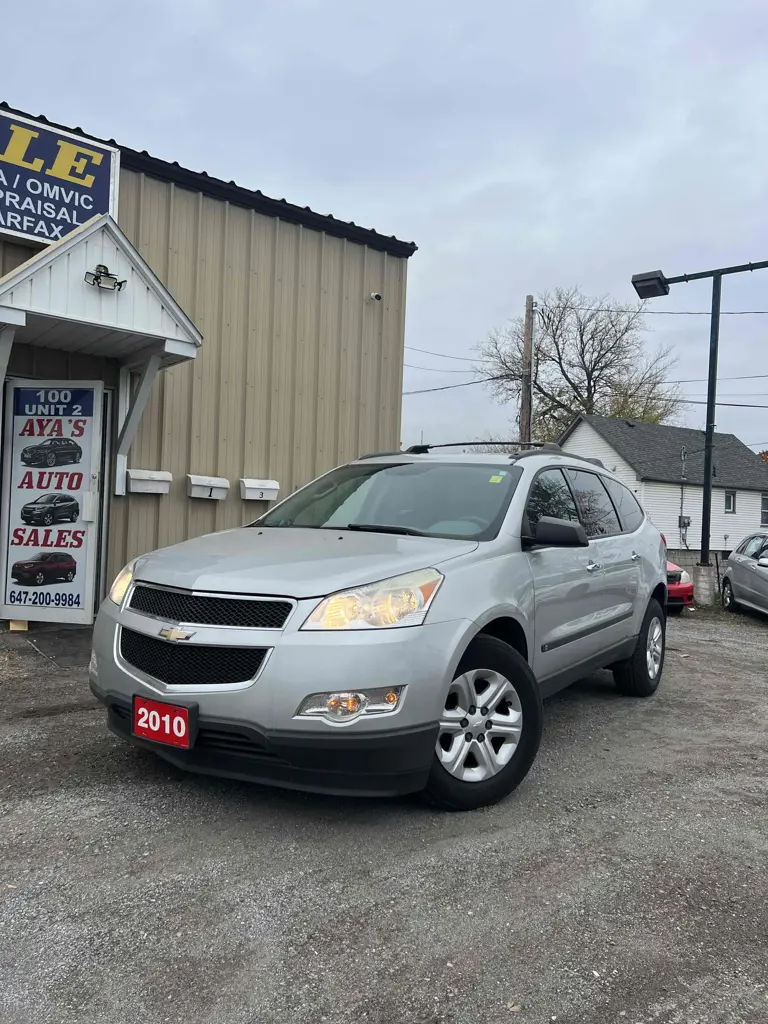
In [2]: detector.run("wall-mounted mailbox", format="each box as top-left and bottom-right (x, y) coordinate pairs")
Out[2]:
(240, 478), (280, 502)
(187, 474), (230, 500)
(127, 469), (173, 495)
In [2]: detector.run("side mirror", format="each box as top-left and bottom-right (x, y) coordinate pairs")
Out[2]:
(529, 516), (589, 548)
(757, 557), (768, 569)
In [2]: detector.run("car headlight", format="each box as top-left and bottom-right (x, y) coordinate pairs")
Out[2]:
(108, 560), (136, 606)
(302, 568), (444, 631)
(680, 570), (691, 584)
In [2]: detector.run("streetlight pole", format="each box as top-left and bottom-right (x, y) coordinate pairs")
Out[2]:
(632, 259), (768, 568)
(699, 274), (721, 566)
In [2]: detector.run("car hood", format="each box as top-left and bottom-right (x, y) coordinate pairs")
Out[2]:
(133, 527), (478, 598)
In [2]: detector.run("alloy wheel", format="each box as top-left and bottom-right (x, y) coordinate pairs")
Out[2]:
(437, 669), (523, 783)
(35, 572), (45, 585)
(646, 617), (663, 679)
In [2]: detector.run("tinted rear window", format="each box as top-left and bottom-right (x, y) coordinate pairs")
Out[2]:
(602, 477), (644, 533)
(566, 469), (622, 538)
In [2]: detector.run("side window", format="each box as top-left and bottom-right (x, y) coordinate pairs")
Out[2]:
(525, 469), (579, 529)
(743, 536), (764, 559)
(603, 477), (644, 533)
(566, 469), (622, 538)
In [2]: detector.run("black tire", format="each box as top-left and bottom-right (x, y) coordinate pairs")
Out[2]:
(70, 513), (78, 522)
(613, 598), (665, 697)
(422, 635), (543, 811)
(65, 571), (74, 582)
(43, 512), (53, 525)
(34, 571), (45, 586)
(46, 453), (56, 467)
(722, 578), (737, 613)
(666, 605), (683, 616)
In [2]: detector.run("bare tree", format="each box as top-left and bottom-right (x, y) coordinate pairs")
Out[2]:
(475, 286), (681, 441)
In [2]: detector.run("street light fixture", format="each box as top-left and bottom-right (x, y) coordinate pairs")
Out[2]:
(632, 258), (768, 568)
(630, 270), (670, 299)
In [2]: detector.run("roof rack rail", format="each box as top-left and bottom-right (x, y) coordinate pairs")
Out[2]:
(404, 440), (544, 455)
(356, 451), (403, 460)
(400, 440), (605, 470)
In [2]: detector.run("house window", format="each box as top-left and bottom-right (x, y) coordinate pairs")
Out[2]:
(725, 491), (736, 514)
(762, 494), (768, 527)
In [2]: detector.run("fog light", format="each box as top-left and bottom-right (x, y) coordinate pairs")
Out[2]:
(296, 686), (404, 723)
(327, 693), (364, 717)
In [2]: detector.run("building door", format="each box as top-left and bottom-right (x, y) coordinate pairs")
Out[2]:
(0, 380), (104, 625)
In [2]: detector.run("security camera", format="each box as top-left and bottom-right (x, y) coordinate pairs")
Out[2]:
(370, 292), (382, 302)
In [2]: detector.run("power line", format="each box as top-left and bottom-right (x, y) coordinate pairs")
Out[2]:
(403, 376), (503, 395)
(403, 369), (768, 394)
(566, 306), (768, 316)
(404, 363), (474, 373)
(405, 345), (475, 362)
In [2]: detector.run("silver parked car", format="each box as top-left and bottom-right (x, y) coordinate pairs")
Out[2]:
(722, 532), (768, 615)
(90, 444), (668, 811)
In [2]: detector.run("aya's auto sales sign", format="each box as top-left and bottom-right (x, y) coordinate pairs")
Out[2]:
(0, 110), (119, 245)
(1, 381), (104, 625)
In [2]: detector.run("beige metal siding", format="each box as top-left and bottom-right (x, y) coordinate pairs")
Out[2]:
(108, 169), (407, 579)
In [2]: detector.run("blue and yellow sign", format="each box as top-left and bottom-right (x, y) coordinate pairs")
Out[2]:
(0, 111), (119, 245)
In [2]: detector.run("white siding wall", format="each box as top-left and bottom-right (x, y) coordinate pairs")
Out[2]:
(642, 482), (763, 552)
(561, 422), (641, 492)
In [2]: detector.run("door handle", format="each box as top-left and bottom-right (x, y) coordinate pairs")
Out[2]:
(631, 552), (640, 562)
(586, 562), (602, 573)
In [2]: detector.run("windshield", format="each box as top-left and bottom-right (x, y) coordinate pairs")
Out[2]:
(30, 495), (57, 504)
(254, 461), (522, 540)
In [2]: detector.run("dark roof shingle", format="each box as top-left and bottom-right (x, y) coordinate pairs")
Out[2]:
(561, 415), (768, 492)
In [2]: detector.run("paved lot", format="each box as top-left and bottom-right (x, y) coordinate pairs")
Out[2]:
(1, 611), (767, 1024)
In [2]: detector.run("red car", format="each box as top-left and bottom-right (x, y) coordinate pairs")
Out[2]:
(666, 560), (694, 615)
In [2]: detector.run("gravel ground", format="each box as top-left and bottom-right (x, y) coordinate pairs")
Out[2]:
(1, 611), (767, 1024)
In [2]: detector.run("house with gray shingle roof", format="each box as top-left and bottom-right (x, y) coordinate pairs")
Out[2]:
(559, 415), (768, 563)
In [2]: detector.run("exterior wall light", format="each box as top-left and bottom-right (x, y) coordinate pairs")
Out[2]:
(84, 264), (126, 291)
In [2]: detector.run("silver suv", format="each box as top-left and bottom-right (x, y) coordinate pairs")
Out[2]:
(90, 444), (668, 811)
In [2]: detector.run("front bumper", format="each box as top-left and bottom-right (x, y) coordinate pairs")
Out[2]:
(668, 582), (694, 608)
(91, 597), (475, 797)
(93, 685), (436, 796)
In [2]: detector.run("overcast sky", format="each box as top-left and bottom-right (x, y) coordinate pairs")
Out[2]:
(6, 0), (768, 450)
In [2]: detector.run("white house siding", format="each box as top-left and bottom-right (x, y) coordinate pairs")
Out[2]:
(561, 422), (640, 492)
(639, 482), (762, 554)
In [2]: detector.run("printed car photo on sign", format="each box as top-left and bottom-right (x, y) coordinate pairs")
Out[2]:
(1, 382), (102, 624)
(20, 493), (80, 525)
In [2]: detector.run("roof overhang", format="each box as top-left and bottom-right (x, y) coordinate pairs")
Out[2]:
(0, 214), (202, 369)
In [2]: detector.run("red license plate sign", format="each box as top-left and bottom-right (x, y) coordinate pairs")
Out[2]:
(133, 696), (191, 749)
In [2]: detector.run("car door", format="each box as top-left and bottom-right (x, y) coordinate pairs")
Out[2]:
(750, 537), (768, 612)
(565, 468), (638, 654)
(524, 467), (607, 687)
(729, 535), (763, 603)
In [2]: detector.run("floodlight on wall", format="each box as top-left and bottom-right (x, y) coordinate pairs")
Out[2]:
(84, 264), (126, 292)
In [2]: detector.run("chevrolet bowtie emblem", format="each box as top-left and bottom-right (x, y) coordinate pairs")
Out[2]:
(158, 626), (195, 642)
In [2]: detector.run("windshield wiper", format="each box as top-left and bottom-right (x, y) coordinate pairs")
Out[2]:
(346, 523), (426, 536)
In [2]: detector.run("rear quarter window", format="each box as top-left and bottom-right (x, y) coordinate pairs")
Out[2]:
(602, 477), (645, 533)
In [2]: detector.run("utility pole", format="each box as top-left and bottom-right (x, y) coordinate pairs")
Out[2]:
(519, 294), (535, 444)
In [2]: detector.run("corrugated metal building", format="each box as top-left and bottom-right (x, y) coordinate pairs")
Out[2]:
(0, 104), (416, 623)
